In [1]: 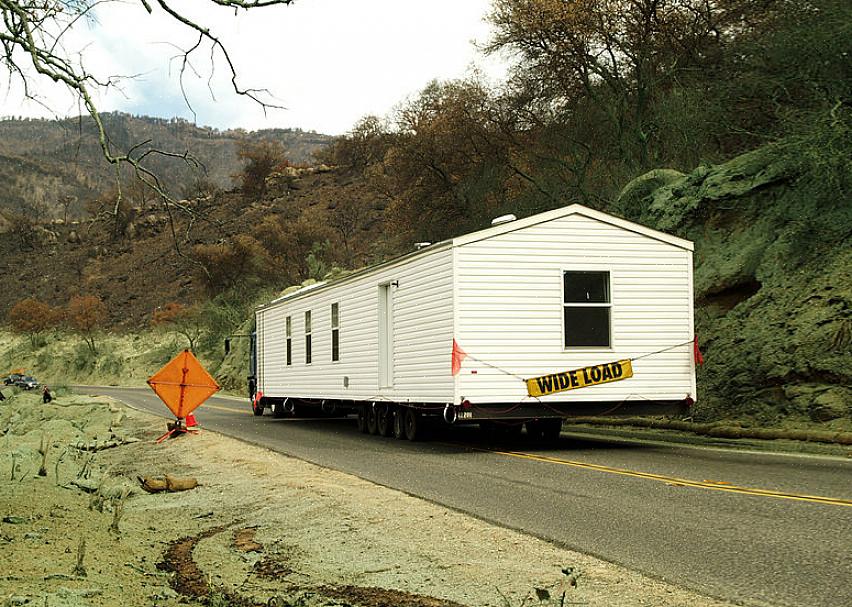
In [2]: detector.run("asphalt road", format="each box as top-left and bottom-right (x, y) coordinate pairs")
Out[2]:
(76, 385), (852, 607)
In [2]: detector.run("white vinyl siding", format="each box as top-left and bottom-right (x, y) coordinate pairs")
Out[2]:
(257, 246), (455, 402)
(257, 206), (695, 408)
(454, 213), (694, 404)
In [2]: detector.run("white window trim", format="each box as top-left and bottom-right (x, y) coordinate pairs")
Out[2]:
(561, 268), (614, 351)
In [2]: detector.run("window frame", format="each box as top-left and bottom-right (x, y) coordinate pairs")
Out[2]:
(304, 310), (312, 365)
(285, 315), (292, 366)
(561, 269), (613, 350)
(331, 302), (340, 362)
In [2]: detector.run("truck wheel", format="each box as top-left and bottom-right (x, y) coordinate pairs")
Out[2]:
(393, 408), (406, 439)
(356, 405), (368, 433)
(404, 409), (424, 441)
(540, 418), (563, 444)
(252, 399), (264, 416)
(525, 419), (543, 440)
(377, 404), (394, 437)
(271, 401), (286, 418)
(366, 405), (379, 435)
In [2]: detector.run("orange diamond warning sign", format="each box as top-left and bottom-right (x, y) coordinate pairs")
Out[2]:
(147, 350), (220, 419)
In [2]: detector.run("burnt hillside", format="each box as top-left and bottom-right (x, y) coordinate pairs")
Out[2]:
(0, 113), (332, 220)
(0, 164), (388, 328)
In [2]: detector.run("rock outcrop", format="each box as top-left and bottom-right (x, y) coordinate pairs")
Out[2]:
(617, 144), (851, 425)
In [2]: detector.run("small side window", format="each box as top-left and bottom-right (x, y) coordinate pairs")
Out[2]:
(285, 316), (292, 366)
(305, 310), (312, 364)
(331, 303), (340, 362)
(563, 271), (611, 347)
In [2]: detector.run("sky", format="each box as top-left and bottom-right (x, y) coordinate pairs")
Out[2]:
(0, 0), (505, 135)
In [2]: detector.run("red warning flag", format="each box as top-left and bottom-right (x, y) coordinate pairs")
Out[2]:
(451, 339), (468, 376)
(693, 336), (705, 366)
(147, 350), (220, 419)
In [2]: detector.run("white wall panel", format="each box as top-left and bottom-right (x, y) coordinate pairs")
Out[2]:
(257, 246), (455, 403)
(455, 214), (695, 404)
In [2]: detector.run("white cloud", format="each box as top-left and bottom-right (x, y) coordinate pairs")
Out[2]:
(0, 0), (504, 135)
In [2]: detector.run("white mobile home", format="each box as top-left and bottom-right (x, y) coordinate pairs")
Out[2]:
(251, 204), (696, 441)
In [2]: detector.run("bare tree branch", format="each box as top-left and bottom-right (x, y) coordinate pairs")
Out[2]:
(0, 0), (294, 271)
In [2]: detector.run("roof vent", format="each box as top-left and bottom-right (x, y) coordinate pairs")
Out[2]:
(491, 214), (517, 226)
(414, 242), (432, 250)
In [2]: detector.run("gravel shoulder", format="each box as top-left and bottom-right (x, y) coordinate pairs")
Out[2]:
(1, 391), (739, 607)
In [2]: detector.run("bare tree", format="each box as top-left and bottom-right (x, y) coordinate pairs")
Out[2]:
(0, 1), (294, 262)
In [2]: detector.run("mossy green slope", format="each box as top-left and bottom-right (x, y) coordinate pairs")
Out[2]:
(617, 143), (851, 427)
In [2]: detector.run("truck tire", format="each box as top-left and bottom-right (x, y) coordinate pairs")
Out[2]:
(404, 409), (424, 441)
(366, 405), (379, 435)
(393, 409), (405, 439)
(252, 399), (264, 416)
(525, 419), (543, 440)
(540, 418), (562, 444)
(377, 404), (394, 437)
(356, 405), (368, 433)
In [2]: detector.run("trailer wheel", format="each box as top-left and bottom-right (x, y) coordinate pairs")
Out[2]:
(525, 419), (543, 440)
(252, 399), (264, 416)
(356, 405), (368, 433)
(404, 409), (424, 441)
(393, 408), (406, 439)
(540, 418), (563, 444)
(366, 405), (379, 435)
(377, 404), (394, 437)
(271, 401), (286, 418)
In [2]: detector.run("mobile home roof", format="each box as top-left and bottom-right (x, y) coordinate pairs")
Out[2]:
(257, 204), (693, 311)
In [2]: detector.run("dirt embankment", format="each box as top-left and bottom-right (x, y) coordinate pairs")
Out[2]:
(0, 390), (738, 607)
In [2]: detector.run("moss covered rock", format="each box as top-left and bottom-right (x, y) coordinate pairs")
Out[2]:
(618, 142), (852, 424)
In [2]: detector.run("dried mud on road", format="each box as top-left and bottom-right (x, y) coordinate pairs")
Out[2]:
(1, 392), (737, 607)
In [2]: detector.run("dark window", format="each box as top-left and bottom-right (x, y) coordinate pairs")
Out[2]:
(331, 303), (340, 362)
(564, 271), (611, 347)
(564, 271), (609, 303)
(305, 311), (312, 364)
(285, 316), (292, 366)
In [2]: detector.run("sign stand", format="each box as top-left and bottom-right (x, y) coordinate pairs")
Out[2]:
(147, 350), (220, 442)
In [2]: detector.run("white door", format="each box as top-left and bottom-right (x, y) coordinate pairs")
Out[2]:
(378, 283), (394, 388)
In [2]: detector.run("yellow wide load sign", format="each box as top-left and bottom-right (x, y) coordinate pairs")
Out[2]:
(526, 360), (633, 398)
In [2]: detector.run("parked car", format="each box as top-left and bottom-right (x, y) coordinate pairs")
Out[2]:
(3, 373), (25, 386)
(13, 376), (39, 390)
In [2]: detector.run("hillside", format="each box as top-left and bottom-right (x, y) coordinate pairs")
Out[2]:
(0, 1), (848, 429)
(0, 113), (332, 220)
(0, 140), (849, 430)
(0, 164), (387, 328)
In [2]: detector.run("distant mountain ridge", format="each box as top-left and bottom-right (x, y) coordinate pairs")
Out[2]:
(0, 112), (333, 219)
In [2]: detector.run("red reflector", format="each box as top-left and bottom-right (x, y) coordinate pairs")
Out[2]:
(684, 396), (695, 407)
(461, 400), (472, 410)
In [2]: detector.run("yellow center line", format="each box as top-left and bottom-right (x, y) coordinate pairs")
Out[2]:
(183, 406), (851, 508)
(486, 449), (852, 507)
(203, 403), (251, 415)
